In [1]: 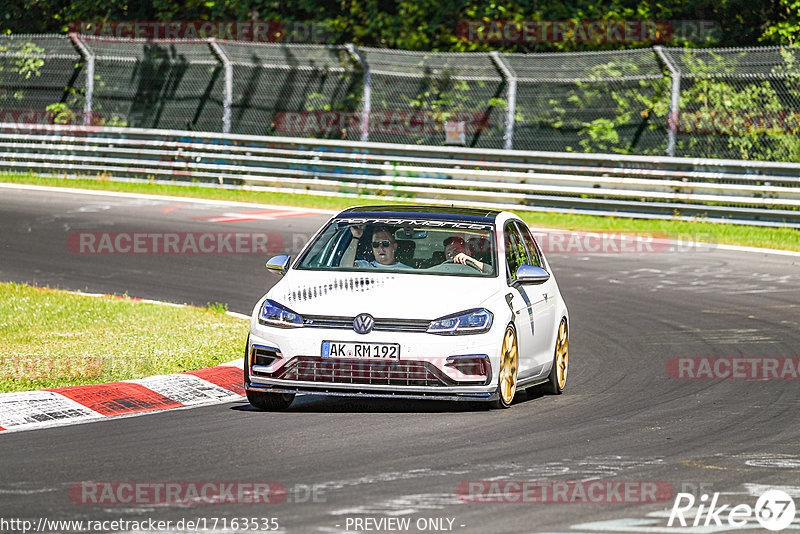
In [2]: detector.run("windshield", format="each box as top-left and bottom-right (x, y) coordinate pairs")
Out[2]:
(296, 217), (497, 277)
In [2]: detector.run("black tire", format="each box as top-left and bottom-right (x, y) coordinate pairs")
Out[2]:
(246, 389), (295, 411)
(492, 324), (519, 409)
(541, 318), (568, 395)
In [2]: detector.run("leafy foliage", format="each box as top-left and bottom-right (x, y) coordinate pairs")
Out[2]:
(0, 41), (45, 105)
(4, 2), (800, 160)
(2, 0), (799, 51)
(673, 49), (800, 160)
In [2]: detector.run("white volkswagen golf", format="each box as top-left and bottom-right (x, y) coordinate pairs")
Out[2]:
(246, 205), (569, 410)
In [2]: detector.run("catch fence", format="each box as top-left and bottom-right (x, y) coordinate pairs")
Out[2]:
(1, 34), (799, 161)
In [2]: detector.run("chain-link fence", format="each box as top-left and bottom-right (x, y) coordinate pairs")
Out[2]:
(2, 33), (800, 161)
(219, 42), (361, 138)
(0, 34), (84, 123)
(356, 48), (507, 148)
(506, 49), (669, 155)
(659, 45), (800, 161)
(76, 36), (225, 131)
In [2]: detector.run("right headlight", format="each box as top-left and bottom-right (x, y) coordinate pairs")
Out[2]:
(427, 308), (493, 335)
(258, 299), (304, 328)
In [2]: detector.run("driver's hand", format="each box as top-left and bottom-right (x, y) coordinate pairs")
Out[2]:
(350, 224), (364, 238)
(453, 253), (477, 266)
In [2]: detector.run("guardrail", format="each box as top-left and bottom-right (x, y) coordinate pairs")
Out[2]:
(1, 123), (799, 228)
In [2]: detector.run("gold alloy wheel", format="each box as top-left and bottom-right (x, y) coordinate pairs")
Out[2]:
(499, 326), (519, 406)
(555, 319), (568, 390)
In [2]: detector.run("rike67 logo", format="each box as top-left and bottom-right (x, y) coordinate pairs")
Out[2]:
(668, 489), (796, 531)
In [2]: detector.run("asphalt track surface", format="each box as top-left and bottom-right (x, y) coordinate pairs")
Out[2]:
(1, 185), (799, 534)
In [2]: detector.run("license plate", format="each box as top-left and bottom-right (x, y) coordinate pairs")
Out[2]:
(322, 341), (400, 360)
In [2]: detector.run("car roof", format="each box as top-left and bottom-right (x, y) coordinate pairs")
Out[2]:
(337, 205), (502, 223)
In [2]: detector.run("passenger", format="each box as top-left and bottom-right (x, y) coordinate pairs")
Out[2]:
(354, 226), (412, 269)
(443, 236), (489, 272)
(341, 224), (365, 266)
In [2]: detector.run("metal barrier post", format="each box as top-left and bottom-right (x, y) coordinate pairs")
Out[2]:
(346, 44), (370, 143)
(654, 46), (680, 157)
(490, 52), (517, 150)
(68, 33), (94, 126)
(209, 39), (232, 134)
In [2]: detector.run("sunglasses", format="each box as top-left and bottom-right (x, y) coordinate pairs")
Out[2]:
(372, 240), (392, 248)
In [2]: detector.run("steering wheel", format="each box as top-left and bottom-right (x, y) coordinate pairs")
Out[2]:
(445, 256), (483, 271)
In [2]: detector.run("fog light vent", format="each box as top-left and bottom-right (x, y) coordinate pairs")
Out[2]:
(445, 354), (491, 383)
(252, 345), (282, 366)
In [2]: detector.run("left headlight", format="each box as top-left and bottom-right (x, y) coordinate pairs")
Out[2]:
(427, 308), (493, 335)
(259, 299), (304, 328)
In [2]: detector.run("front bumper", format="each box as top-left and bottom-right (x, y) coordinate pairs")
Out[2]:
(246, 381), (498, 402)
(247, 320), (501, 400)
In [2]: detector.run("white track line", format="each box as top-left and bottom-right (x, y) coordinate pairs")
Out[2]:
(3, 181), (798, 258)
(54, 288), (251, 324)
(0, 182), (337, 214)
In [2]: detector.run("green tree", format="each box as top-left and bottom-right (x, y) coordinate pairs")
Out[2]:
(762, 0), (800, 45)
(675, 49), (800, 161)
(0, 40), (45, 107)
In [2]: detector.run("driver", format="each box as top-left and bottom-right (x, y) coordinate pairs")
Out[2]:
(443, 236), (489, 273)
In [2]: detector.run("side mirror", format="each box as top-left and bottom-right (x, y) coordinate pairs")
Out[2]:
(515, 265), (550, 285)
(265, 254), (291, 275)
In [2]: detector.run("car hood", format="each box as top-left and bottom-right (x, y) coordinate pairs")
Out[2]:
(266, 270), (500, 319)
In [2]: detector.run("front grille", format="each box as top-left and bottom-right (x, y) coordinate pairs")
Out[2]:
(303, 315), (430, 332)
(268, 356), (455, 387)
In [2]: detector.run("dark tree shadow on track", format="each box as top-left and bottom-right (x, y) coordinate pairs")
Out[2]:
(230, 389), (545, 413)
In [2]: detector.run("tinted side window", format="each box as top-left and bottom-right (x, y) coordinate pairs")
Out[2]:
(515, 221), (544, 269)
(504, 223), (529, 283)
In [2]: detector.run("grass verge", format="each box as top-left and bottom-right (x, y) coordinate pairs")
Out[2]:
(2, 172), (800, 251)
(0, 282), (248, 393)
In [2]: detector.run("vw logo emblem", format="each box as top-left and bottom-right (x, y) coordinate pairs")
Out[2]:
(353, 313), (374, 334)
